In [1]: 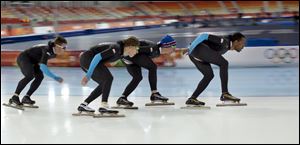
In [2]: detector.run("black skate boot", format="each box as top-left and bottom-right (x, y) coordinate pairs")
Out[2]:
(150, 92), (169, 102)
(10, 95), (23, 106)
(146, 92), (174, 106)
(185, 98), (205, 106)
(93, 107), (125, 118)
(21, 95), (36, 105)
(217, 92), (247, 107)
(116, 97), (134, 107)
(98, 107), (118, 114)
(113, 97), (138, 109)
(181, 97), (210, 109)
(21, 95), (39, 108)
(220, 92), (240, 102)
(3, 95), (24, 110)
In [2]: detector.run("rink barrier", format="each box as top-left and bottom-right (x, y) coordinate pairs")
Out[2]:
(175, 46), (299, 67)
(1, 46), (298, 67)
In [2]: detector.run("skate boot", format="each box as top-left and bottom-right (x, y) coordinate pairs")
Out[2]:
(217, 92), (247, 107)
(21, 95), (38, 108)
(150, 92), (169, 102)
(94, 102), (125, 118)
(72, 103), (95, 116)
(21, 95), (35, 105)
(10, 95), (23, 106)
(181, 98), (210, 109)
(2, 95), (24, 110)
(116, 97), (134, 107)
(78, 103), (95, 112)
(185, 98), (205, 106)
(98, 107), (118, 114)
(220, 92), (240, 102)
(146, 92), (174, 106)
(112, 97), (138, 109)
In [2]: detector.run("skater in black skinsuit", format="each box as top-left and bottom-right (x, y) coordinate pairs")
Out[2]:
(7, 36), (67, 107)
(77, 36), (176, 112)
(186, 32), (246, 106)
(116, 35), (177, 107)
(77, 37), (142, 113)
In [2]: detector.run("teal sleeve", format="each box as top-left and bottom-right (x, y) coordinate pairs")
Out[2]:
(86, 53), (102, 80)
(188, 33), (209, 54)
(40, 64), (60, 80)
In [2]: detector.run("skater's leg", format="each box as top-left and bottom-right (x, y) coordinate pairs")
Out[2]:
(82, 61), (112, 103)
(132, 54), (157, 91)
(116, 65), (140, 107)
(207, 57), (228, 93)
(121, 65), (142, 98)
(15, 76), (34, 96)
(24, 64), (44, 97)
(98, 65), (113, 103)
(80, 51), (103, 104)
(84, 85), (102, 104)
(192, 43), (229, 93)
(189, 55), (214, 99)
(14, 54), (35, 96)
(131, 54), (171, 102)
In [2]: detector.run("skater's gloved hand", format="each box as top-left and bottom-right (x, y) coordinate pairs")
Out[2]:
(81, 76), (89, 86)
(54, 76), (64, 83)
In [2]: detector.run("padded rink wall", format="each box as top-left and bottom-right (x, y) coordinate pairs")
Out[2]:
(175, 46), (299, 68)
(1, 46), (299, 68)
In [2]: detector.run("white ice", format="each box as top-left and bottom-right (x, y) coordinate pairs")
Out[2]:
(1, 67), (299, 143)
(1, 96), (299, 144)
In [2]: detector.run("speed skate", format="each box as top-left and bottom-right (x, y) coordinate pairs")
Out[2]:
(145, 100), (175, 106)
(72, 108), (125, 117)
(2, 103), (25, 111)
(114, 97), (138, 109)
(93, 108), (125, 118)
(181, 105), (211, 110)
(22, 104), (39, 108)
(111, 105), (138, 110)
(146, 93), (175, 106)
(72, 111), (95, 116)
(216, 100), (247, 107)
(216, 93), (247, 107)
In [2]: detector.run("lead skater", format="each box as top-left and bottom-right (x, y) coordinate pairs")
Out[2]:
(186, 32), (246, 107)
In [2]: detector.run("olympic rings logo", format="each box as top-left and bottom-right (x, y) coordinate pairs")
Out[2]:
(264, 48), (298, 63)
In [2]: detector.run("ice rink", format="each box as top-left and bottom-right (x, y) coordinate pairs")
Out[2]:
(1, 66), (299, 144)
